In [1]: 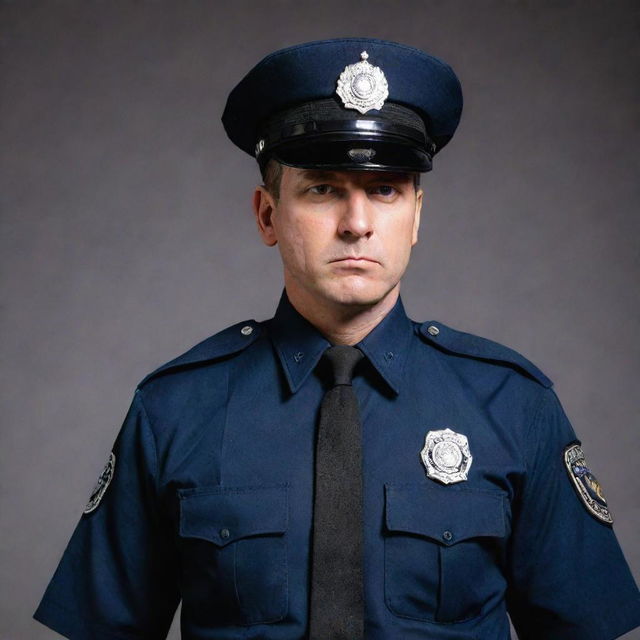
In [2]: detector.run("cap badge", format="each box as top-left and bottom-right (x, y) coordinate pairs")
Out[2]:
(564, 443), (613, 524)
(336, 51), (389, 114)
(421, 428), (472, 485)
(348, 147), (376, 163)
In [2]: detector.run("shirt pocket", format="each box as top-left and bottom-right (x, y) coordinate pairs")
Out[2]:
(178, 484), (288, 626)
(384, 482), (508, 623)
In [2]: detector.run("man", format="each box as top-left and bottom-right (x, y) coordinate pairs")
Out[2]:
(35, 38), (640, 639)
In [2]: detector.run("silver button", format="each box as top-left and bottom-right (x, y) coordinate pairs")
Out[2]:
(240, 325), (253, 336)
(220, 528), (230, 539)
(442, 530), (453, 542)
(427, 325), (440, 337)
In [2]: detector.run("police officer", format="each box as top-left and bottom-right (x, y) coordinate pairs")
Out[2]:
(35, 38), (640, 640)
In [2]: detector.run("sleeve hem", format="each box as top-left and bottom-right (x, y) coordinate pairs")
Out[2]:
(34, 597), (152, 640)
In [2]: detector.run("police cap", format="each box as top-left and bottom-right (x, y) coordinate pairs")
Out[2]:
(222, 38), (463, 173)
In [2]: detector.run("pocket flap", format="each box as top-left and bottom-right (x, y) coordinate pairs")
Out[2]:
(385, 483), (506, 545)
(178, 484), (288, 547)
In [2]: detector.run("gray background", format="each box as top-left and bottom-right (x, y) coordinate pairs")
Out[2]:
(1, 1), (638, 638)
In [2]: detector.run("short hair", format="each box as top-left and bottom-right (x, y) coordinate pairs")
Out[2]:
(261, 159), (283, 200)
(260, 159), (421, 201)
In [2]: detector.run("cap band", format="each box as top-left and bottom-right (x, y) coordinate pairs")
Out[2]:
(256, 98), (434, 171)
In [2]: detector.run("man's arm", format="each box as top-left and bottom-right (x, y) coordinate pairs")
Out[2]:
(34, 390), (180, 639)
(507, 388), (640, 640)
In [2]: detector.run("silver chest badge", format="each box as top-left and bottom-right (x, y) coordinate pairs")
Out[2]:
(421, 429), (473, 485)
(336, 51), (389, 114)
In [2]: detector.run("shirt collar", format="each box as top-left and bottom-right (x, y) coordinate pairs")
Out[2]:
(267, 290), (413, 395)
(355, 295), (413, 395)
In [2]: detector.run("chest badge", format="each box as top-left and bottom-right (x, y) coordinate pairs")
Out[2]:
(421, 429), (472, 485)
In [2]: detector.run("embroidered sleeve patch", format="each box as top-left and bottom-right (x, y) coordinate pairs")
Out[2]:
(83, 452), (116, 514)
(564, 444), (613, 524)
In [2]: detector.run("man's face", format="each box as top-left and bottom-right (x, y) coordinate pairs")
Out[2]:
(254, 165), (422, 311)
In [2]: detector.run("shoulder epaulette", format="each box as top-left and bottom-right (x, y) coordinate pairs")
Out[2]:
(138, 320), (262, 387)
(418, 321), (553, 388)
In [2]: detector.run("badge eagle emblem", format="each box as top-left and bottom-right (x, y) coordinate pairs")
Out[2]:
(336, 51), (389, 114)
(83, 452), (116, 514)
(564, 443), (613, 524)
(421, 428), (472, 484)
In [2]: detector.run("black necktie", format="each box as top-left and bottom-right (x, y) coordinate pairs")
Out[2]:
(309, 345), (365, 640)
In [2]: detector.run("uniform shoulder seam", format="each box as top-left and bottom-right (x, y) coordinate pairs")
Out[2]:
(418, 320), (553, 388)
(137, 320), (262, 388)
(133, 389), (160, 496)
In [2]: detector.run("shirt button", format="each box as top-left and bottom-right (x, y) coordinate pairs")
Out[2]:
(294, 351), (304, 363)
(442, 530), (453, 542)
(240, 325), (253, 336)
(427, 325), (440, 337)
(220, 528), (230, 539)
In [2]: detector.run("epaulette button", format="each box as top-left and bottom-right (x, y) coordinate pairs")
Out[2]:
(427, 325), (440, 337)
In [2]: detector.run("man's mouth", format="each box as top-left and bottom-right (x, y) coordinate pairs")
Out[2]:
(330, 256), (379, 264)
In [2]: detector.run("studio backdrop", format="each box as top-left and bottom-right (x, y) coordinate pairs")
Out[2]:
(1, 1), (638, 638)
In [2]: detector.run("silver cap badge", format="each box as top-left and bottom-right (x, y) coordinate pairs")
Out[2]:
(336, 51), (389, 114)
(421, 428), (472, 485)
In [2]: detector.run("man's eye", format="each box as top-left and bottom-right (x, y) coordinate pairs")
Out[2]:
(372, 185), (397, 197)
(309, 184), (334, 195)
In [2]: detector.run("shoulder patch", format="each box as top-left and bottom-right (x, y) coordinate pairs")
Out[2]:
(138, 320), (262, 387)
(83, 452), (115, 514)
(418, 321), (553, 388)
(564, 443), (613, 524)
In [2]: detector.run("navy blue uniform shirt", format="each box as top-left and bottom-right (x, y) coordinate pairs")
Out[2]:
(35, 293), (640, 639)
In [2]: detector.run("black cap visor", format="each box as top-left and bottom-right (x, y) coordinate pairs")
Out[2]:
(264, 129), (433, 173)
(256, 101), (434, 173)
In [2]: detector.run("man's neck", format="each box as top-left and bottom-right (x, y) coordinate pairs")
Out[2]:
(284, 285), (400, 346)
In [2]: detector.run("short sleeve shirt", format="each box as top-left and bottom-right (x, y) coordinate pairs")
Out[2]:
(35, 293), (640, 639)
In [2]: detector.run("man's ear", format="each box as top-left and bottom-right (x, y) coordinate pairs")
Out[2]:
(253, 186), (278, 247)
(412, 188), (423, 246)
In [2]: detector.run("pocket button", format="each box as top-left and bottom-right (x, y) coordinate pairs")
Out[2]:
(442, 530), (453, 542)
(220, 528), (230, 539)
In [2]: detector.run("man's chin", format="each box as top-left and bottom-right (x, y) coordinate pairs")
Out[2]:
(320, 282), (398, 310)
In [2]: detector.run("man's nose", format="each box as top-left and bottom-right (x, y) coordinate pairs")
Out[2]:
(337, 190), (374, 238)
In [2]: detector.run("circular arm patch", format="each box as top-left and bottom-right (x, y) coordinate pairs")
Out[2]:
(83, 452), (116, 514)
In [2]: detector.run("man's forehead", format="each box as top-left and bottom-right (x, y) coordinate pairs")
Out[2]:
(289, 167), (415, 184)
